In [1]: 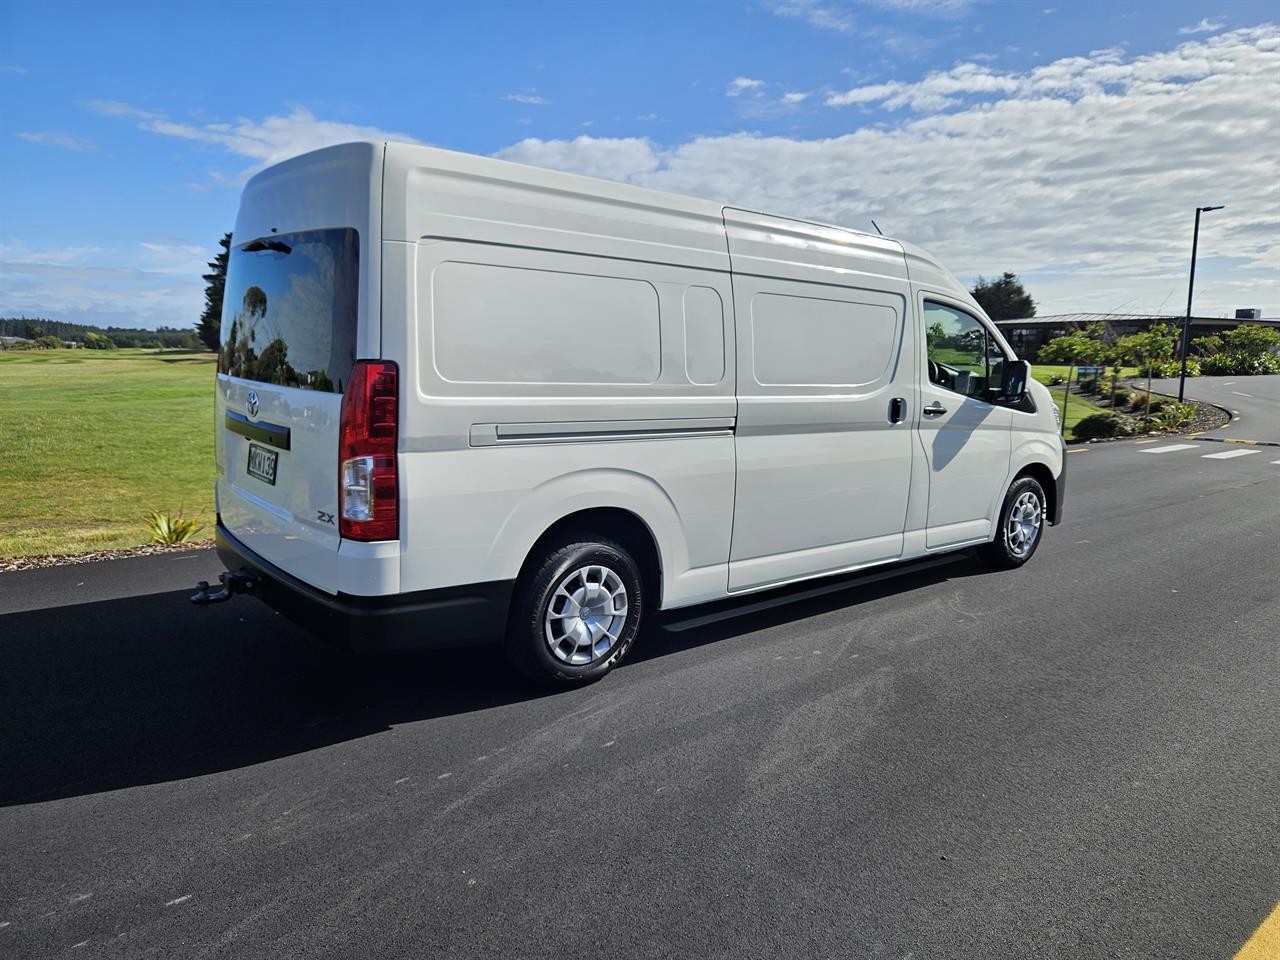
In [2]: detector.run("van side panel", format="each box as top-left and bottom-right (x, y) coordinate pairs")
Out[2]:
(380, 147), (737, 609)
(724, 208), (917, 592)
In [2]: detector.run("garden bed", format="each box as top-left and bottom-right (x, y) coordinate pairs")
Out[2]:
(0, 540), (214, 574)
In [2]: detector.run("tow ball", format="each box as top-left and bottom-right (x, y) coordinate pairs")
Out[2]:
(191, 570), (260, 605)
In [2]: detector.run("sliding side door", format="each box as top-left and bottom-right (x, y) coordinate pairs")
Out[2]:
(725, 209), (916, 592)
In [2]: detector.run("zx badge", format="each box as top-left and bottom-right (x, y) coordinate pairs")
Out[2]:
(317, 511), (335, 525)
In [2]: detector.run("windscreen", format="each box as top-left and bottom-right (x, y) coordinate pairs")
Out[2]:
(218, 228), (359, 393)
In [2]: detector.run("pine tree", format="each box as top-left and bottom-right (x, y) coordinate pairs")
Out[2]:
(971, 272), (1036, 321)
(196, 233), (232, 351)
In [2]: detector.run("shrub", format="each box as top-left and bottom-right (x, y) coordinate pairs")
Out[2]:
(1049, 375), (1066, 386)
(1146, 403), (1196, 432)
(144, 509), (205, 545)
(1145, 395), (1173, 415)
(82, 331), (115, 349)
(1137, 358), (1200, 378)
(1127, 390), (1150, 411)
(1201, 351), (1280, 376)
(1074, 411), (1138, 440)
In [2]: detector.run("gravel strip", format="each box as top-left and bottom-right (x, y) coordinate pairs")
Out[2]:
(1, 540), (214, 574)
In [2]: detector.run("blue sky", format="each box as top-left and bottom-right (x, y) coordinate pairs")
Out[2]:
(2, 0), (1277, 329)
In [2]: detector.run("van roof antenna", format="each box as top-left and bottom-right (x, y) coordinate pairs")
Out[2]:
(870, 219), (884, 236)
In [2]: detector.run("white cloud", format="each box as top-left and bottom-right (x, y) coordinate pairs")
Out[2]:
(497, 136), (661, 182)
(503, 93), (550, 105)
(726, 76), (765, 97)
(15, 131), (97, 151)
(765, 0), (971, 33)
(88, 102), (420, 181)
(1, 65), (28, 74)
(1179, 17), (1226, 35)
(764, 0), (856, 34)
(862, 0), (972, 15)
(825, 35), (1231, 113)
(0, 241), (210, 329)
(637, 113), (660, 121)
(496, 26), (1280, 317)
(0, 243), (106, 265)
(782, 91), (810, 103)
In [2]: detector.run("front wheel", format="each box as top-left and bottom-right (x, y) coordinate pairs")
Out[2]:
(979, 476), (1047, 570)
(505, 535), (645, 685)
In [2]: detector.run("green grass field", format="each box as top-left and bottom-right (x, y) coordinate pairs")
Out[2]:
(1031, 364), (1121, 442)
(0, 349), (1152, 558)
(0, 349), (216, 557)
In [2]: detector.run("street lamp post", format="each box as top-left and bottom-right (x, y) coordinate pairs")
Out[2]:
(1179, 204), (1224, 402)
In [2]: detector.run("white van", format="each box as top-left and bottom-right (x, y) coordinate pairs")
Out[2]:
(198, 141), (1065, 684)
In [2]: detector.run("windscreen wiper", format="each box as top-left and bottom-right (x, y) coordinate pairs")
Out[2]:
(242, 238), (292, 254)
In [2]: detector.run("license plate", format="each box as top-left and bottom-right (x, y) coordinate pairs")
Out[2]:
(246, 444), (278, 485)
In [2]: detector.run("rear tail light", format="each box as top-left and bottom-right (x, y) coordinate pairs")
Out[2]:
(339, 360), (398, 541)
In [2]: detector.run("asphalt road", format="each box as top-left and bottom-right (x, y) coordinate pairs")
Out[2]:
(2, 441), (1278, 959)
(1149, 373), (1280, 443)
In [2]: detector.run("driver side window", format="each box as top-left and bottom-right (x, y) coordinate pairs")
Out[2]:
(924, 301), (1004, 402)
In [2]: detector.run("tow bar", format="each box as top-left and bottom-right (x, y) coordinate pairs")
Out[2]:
(191, 570), (260, 605)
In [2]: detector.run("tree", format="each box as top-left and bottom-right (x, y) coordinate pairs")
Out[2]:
(34, 335), (63, 349)
(1037, 330), (1107, 367)
(196, 232), (231, 351)
(1218, 324), (1280, 357)
(1112, 323), (1176, 368)
(82, 331), (115, 349)
(972, 272), (1036, 321)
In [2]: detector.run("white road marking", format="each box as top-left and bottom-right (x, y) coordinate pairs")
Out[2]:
(1272, 460), (1280, 465)
(1231, 391), (1255, 399)
(1141, 444), (1198, 453)
(165, 895), (192, 907)
(1202, 449), (1260, 460)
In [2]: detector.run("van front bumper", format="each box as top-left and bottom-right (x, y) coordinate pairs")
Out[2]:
(214, 522), (513, 654)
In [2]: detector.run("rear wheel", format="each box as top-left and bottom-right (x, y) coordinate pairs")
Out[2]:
(506, 536), (645, 685)
(979, 476), (1047, 570)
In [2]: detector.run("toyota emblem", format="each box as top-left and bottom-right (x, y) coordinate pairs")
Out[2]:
(246, 390), (260, 419)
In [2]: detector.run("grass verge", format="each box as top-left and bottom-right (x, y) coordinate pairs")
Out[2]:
(0, 349), (215, 558)
(1046, 385), (1108, 442)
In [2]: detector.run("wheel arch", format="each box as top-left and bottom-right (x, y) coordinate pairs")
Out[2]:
(1014, 461), (1059, 526)
(515, 507), (664, 609)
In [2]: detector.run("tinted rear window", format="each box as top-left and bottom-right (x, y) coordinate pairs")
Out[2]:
(218, 228), (358, 393)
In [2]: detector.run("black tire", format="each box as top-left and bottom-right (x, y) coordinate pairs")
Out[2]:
(979, 475), (1047, 570)
(505, 535), (645, 686)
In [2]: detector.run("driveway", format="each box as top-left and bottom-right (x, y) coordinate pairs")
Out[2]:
(2, 442), (1278, 959)
(1149, 373), (1280, 443)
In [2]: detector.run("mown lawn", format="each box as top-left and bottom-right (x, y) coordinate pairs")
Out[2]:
(1045, 385), (1108, 441)
(0, 349), (216, 557)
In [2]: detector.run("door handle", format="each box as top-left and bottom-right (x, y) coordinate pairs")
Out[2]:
(888, 397), (906, 423)
(923, 401), (947, 416)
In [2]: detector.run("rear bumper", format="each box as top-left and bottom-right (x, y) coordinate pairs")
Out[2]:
(214, 522), (513, 654)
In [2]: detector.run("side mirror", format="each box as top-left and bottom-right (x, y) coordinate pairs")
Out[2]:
(1002, 359), (1031, 402)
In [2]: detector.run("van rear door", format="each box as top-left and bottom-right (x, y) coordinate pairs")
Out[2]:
(215, 228), (359, 591)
